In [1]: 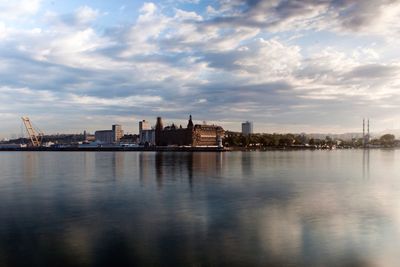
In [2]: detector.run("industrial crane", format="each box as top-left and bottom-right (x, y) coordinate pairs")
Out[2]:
(21, 117), (43, 147)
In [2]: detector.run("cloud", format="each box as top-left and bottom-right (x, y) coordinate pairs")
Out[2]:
(1, 1), (400, 136)
(44, 5), (100, 29)
(75, 6), (99, 24)
(204, 0), (400, 36)
(345, 64), (400, 80)
(0, 0), (41, 20)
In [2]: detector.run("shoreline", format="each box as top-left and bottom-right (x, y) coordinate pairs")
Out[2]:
(0, 146), (396, 152)
(0, 146), (227, 152)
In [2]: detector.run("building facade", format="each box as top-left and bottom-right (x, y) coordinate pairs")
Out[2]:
(141, 129), (156, 145)
(95, 130), (114, 144)
(139, 120), (154, 144)
(112, 124), (124, 142)
(155, 115), (224, 147)
(241, 121), (253, 135)
(95, 124), (124, 144)
(139, 120), (151, 135)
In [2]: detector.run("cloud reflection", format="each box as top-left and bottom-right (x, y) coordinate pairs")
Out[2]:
(0, 151), (399, 266)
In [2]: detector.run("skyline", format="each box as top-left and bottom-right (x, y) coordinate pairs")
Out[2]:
(2, 1), (400, 137)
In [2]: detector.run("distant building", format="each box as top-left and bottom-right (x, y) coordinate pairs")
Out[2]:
(112, 124), (124, 142)
(141, 129), (156, 146)
(139, 120), (154, 144)
(139, 120), (151, 134)
(241, 121), (253, 135)
(155, 115), (224, 147)
(120, 134), (139, 144)
(95, 124), (124, 144)
(95, 130), (114, 144)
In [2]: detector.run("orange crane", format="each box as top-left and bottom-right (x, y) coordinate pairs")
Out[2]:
(21, 117), (43, 147)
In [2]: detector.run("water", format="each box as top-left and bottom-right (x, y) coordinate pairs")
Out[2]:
(0, 150), (400, 266)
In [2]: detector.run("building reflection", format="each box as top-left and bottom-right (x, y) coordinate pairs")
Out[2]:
(139, 152), (152, 187)
(139, 152), (224, 189)
(241, 152), (254, 177)
(155, 152), (164, 189)
(94, 152), (125, 181)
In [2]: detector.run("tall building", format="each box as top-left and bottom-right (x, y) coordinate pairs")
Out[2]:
(139, 120), (151, 135)
(139, 120), (153, 144)
(155, 117), (164, 146)
(242, 121), (253, 135)
(112, 124), (124, 142)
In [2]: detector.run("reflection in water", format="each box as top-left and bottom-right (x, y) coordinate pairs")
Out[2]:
(0, 151), (400, 266)
(151, 152), (223, 189)
(22, 152), (39, 184)
(241, 151), (253, 177)
(155, 152), (164, 189)
(94, 152), (125, 181)
(363, 149), (370, 180)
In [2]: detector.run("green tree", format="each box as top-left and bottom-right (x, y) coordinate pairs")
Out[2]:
(380, 134), (395, 147)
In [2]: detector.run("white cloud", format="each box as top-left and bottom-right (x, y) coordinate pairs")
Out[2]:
(234, 38), (302, 81)
(0, 0), (41, 20)
(120, 2), (170, 57)
(2, 0), (400, 136)
(68, 94), (162, 107)
(75, 6), (99, 24)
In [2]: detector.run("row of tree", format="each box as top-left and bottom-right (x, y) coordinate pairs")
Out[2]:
(223, 133), (398, 148)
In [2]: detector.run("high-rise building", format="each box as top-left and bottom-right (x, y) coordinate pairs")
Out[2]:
(112, 124), (124, 142)
(241, 121), (253, 135)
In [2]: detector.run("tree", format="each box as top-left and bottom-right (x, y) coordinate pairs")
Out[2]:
(380, 134), (395, 147)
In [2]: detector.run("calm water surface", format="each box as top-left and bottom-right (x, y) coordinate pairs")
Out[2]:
(0, 150), (400, 266)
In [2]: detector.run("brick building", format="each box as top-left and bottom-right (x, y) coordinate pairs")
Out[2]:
(155, 115), (224, 147)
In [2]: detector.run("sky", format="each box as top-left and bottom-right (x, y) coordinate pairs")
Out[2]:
(1, 0), (400, 137)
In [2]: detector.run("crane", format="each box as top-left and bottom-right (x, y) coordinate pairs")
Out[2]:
(21, 117), (43, 147)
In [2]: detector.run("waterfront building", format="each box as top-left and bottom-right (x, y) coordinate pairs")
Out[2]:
(139, 120), (151, 133)
(141, 129), (156, 146)
(242, 121), (253, 135)
(120, 134), (139, 144)
(95, 124), (124, 144)
(112, 124), (124, 142)
(155, 115), (224, 147)
(139, 120), (154, 144)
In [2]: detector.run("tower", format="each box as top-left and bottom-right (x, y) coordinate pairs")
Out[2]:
(363, 118), (365, 139)
(187, 115), (193, 129)
(362, 118), (365, 147)
(155, 117), (163, 146)
(362, 118), (370, 148)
